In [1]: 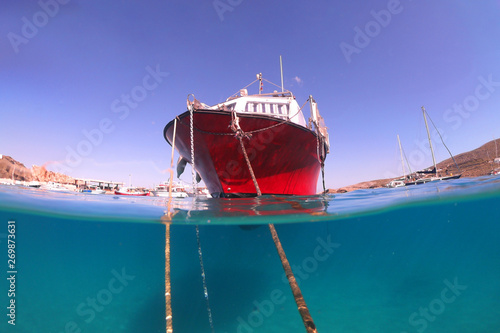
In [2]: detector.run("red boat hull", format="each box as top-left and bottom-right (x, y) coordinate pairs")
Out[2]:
(164, 110), (326, 197)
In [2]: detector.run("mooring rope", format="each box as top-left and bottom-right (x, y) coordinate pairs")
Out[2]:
(196, 225), (215, 332)
(268, 224), (318, 333)
(162, 117), (179, 333)
(162, 216), (173, 333)
(230, 114), (318, 332)
(238, 136), (262, 196)
(230, 111), (262, 196)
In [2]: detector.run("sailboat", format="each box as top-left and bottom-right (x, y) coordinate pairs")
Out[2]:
(386, 134), (408, 188)
(404, 107), (462, 186)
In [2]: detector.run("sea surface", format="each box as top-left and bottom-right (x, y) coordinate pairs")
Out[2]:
(1, 176), (500, 333)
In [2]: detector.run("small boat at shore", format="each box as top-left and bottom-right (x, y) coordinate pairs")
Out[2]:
(42, 181), (71, 192)
(163, 72), (330, 198)
(114, 187), (149, 196)
(89, 186), (106, 194)
(150, 181), (189, 198)
(28, 181), (41, 188)
(386, 178), (406, 188)
(79, 186), (105, 194)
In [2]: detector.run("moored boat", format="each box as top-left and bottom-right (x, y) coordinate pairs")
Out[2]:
(388, 107), (462, 187)
(163, 73), (330, 198)
(114, 187), (149, 196)
(28, 181), (41, 188)
(90, 186), (106, 195)
(386, 178), (406, 188)
(42, 181), (71, 192)
(150, 181), (189, 198)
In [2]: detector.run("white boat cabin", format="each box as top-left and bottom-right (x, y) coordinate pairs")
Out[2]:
(208, 89), (307, 127)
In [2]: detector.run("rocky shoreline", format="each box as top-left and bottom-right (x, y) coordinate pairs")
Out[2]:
(0, 155), (74, 185)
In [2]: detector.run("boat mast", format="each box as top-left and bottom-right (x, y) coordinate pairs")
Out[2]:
(493, 137), (498, 159)
(280, 55), (284, 92)
(422, 106), (438, 176)
(397, 134), (406, 179)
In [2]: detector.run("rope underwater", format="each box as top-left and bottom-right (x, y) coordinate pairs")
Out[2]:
(268, 224), (318, 333)
(162, 216), (173, 333)
(231, 112), (318, 332)
(163, 118), (178, 333)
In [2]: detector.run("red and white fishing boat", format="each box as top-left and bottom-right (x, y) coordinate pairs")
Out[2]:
(163, 73), (330, 198)
(114, 187), (149, 196)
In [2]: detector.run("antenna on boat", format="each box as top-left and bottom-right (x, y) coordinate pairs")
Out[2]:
(257, 73), (263, 94)
(280, 55), (284, 92)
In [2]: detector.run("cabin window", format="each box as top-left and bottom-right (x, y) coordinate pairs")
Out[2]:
(279, 104), (289, 116)
(226, 103), (236, 111)
(264, 103), (275, 114)
(276, 104), (285, 115)
(245, 103), (259, 113)
(261, 103), (267, 113)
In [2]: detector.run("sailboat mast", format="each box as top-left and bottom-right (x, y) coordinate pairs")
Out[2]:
(422, 106), (438, 176)
(494, 136), (498, 159)
(397, 134), (406, 179)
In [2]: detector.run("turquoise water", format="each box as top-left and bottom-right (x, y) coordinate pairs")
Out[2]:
(1, 176), (500, 332)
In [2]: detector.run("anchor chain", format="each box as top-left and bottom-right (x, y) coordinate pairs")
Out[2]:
(187, 95), (197, 195)
(196, 225), (214, 333)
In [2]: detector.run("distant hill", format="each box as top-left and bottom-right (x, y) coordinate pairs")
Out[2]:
(331, 138), (500, 193)
(0, 155), (32, 181)
(0, 155), (74, 184)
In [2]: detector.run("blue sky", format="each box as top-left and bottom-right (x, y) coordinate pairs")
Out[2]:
(1, 0), (500, 189)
